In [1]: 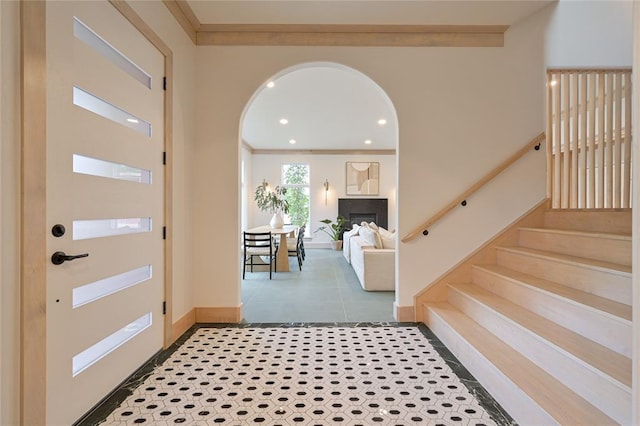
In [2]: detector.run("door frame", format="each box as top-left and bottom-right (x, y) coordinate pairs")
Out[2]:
(20, 1), (174, 424)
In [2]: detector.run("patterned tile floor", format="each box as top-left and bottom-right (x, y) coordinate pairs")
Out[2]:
(84, 324), (514, 426)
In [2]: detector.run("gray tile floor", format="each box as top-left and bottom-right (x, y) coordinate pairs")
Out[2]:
(241, 249), (396, 323)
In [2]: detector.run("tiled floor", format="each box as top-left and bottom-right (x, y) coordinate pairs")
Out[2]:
(78, 250), (515, 425)
(241, 249), (396, 323)
(88, 324), (514, 425)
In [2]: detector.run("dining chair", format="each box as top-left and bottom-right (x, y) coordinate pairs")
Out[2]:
(298, 224), (306, 260)
(243, 231), (277, 279)
(286, 226), (304, 271)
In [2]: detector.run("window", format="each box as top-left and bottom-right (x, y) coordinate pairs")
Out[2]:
(282, 164), (310, 236)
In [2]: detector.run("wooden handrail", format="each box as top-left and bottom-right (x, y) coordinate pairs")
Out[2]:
(401, 132), (546, 243)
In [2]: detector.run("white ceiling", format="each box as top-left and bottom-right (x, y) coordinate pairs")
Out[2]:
(187, 0), (554, 150)
(242, 65), (397, 150)
(187, 1), (552, 26)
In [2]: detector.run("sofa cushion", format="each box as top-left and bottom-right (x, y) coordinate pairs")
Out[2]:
(342, 225), (361, 263)
(378, 227), (396, 249)
(358, 225), (382, 248)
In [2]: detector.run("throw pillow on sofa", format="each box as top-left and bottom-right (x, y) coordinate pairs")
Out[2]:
(378, 227), (396, 249)
(358, 224), (383, 248)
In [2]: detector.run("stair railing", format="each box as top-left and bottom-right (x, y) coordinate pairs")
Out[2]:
(546, 69), (632, 209)
(401, 132), (545, 243)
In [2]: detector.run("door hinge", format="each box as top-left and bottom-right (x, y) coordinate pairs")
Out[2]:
(162, 226), (166, 240)
(163, 76), (167, 91)
(162, 151), (166, 165)
(162, 301), (167, 315)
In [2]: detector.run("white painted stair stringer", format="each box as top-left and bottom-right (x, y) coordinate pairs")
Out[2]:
(448, 283), (631, 425)
(472, 264), (632, 357)
(424, 302), (618, 426)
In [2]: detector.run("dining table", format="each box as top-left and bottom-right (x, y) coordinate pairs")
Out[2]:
(245, 224), (298, 272)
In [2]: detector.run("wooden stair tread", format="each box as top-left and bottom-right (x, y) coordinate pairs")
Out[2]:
(519, 227), (632, 241)
(426, 302), (618, 425)
(474, 263), (632, 321)
(450, 283), (631, 388)
(497, 246), (631, 275)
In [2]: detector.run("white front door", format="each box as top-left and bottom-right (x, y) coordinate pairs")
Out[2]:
(45, 2), (165, 423)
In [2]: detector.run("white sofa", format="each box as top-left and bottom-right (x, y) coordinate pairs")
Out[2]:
(343, 223), (395, 291)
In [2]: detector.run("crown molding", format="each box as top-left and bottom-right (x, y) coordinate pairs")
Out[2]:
(250, 149), (396, 155)
(197, 24), (507, 47)
(161, 3), (508, 48)
(162, 0), (199, 44)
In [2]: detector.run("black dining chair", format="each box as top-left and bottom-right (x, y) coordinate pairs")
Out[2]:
(298, 224), (306, 260)
(286, 226), (305, 271)
(243, 231), (277, 279)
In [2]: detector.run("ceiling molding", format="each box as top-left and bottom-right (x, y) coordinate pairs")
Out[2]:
(251, 149), (396, 156)
(196, 24), (508, 47)
(242, 141), (254, 154)
(160, 3), (509, 48)
(162, 0), (199, 44)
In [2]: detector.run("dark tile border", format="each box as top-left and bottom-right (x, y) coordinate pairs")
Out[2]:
(77, 322), (516, 426)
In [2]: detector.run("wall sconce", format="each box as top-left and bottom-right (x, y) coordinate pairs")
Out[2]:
(323, 179), (330, 205)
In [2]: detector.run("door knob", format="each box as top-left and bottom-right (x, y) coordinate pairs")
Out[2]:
(51, 251), (89, 265)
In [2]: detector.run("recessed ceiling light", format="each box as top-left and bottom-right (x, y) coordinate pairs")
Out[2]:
(378, 119), (387, 126)
(289, 139), (296, 145)
(364, 139), (372, 145)
(266, 81), (275, 88)
(280, 118), (288, 125)
(127, 118), (139, 123)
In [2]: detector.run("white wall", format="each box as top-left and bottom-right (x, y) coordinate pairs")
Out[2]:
(543, 0), (633, 68)
(241, 146), (252, 233)
(128, 0), (197, 326)
(194, 7), (549, 314)
(1, 1), (21, 423)
(249, 154), (396, 246)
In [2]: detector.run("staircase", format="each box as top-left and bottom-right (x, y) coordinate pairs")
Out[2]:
(422, 209), (632, 425)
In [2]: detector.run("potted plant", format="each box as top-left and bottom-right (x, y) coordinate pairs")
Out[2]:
(254, 181), (289, 228)
(315, 215), (349, 250)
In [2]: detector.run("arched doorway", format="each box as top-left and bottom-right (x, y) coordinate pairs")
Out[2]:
(239, 62), (399, 322)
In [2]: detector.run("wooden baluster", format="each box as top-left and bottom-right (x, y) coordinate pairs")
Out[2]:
(623, 71), (632, 208)
(605, 72), (614, 208)
(579, 72), (587, 208)
(546, 72), (554, 202)
(562, 73), (570, 208)
(571, 72), (579, 208)
(588, 72), (596, 208)
(597, 72), (605, 208)
(553, 73), (562, 208)
(614, 72), (622, 208)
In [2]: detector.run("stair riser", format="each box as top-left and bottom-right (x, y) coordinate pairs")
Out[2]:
(472, 267), (632, 357)
(497, 249), (631, 305)
(544, 210), (632, 235)
(518, 230), (631, 266)
(448, 287), (630, 424)
(423, 306), (558, 425)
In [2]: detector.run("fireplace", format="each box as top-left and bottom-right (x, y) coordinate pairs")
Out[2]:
(338, 198), (388, 231)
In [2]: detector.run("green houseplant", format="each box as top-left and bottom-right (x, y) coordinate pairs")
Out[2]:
(254, 181), (289, 228)
(315, 215), (349, 250)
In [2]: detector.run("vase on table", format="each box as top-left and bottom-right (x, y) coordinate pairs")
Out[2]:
(270, 211), (284, 229)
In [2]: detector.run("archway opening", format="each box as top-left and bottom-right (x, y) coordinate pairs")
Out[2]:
(239, 62), (399, 323)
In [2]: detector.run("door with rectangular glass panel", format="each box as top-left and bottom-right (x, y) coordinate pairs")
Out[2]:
(45, 2), (165, 424)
